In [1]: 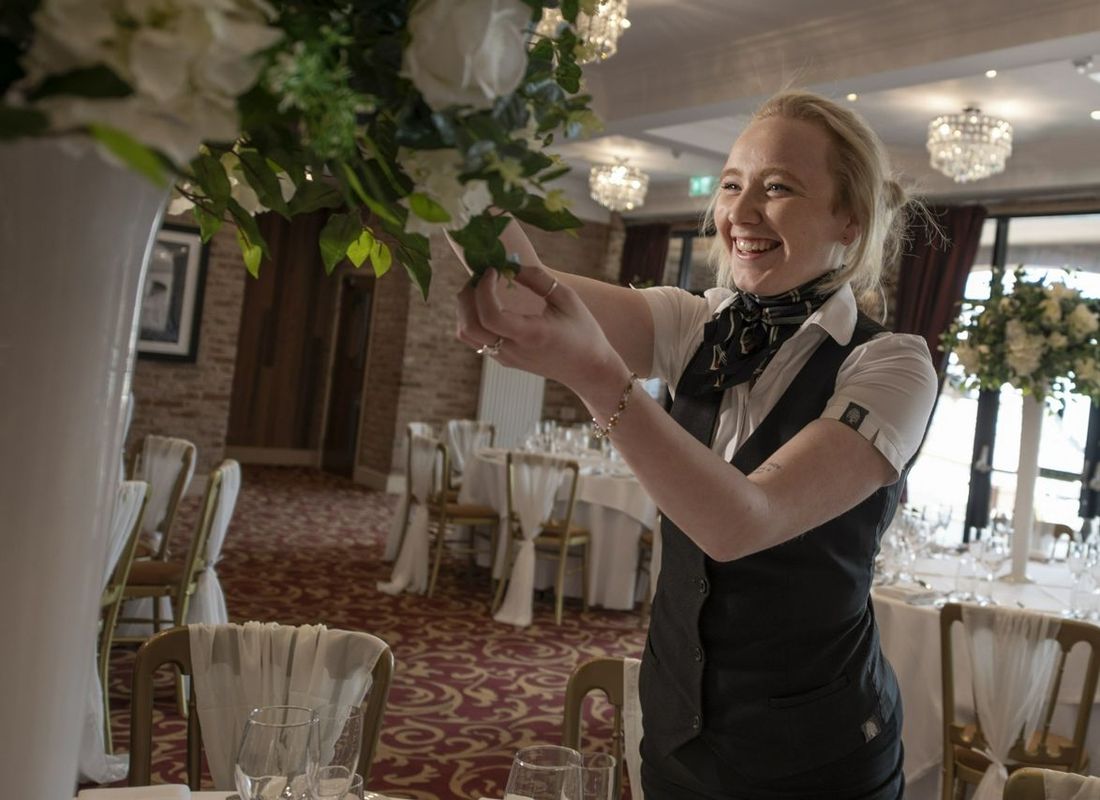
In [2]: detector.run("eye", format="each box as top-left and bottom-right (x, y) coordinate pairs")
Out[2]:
(720, 181), (740, 193)
(766, 183), (792, 194)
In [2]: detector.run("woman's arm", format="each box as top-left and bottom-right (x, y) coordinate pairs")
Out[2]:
(449, 218), (656, 377)
(458, 266), (928, 562)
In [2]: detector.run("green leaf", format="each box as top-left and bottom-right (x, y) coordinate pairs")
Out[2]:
(408, 192), (451, 223)
(236, 226), (263, 278)
(28, 65), (131, 101)
(192, 153), (232, 215)
(237, 149), (290, 217)
(227, 197), (270, 270)
(0, 104), (48, 138)
(555, 60), (582, 94)
(370, 238), (393, 277)
(450, 215), (510, 275)
(287, 180), (343, 215)
(340, 162), (400, 225)
(319, 212), (362, 275)
(192, 205), (223, 242)
(346, 228), (375, 268)
(561, 0), (580, 23)
(87, 125), (169, 187)
(400, 244), (432, 300)
(512, 195), (582, 231)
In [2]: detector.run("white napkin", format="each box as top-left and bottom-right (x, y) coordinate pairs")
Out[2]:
(76, 786), (190, 799)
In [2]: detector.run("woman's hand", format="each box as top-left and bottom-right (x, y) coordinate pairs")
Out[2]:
(456, 264), (629, 398)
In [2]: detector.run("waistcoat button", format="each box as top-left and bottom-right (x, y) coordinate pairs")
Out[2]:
(697, 577), (709, 595)
(693, 646), (703, 662)
(691, 714), (701, 729)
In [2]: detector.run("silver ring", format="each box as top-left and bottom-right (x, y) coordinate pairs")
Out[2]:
(477, 336), (504, 356)
(542, 279), (559, 300)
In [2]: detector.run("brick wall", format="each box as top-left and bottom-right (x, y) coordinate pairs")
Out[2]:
(125, 214), (246, 482)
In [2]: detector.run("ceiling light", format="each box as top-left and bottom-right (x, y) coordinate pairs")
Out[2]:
(926, 106), (1013, 183)
(537, 0), (631, 64)
(984, 69), (997, 78)
(589, 160), (649, 211)
(1091, 110), (1100, 121)
(1074, 57), (1095, 74)
(846, 93), (858, 102)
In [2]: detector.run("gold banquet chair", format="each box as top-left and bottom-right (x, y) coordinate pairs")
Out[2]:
(562, 657), (628, 798)
(492, 451), (590, 625)
(1005, 766), (1100, 799)
(131, 434), (197, 561)
(97, 480), (150, 752)
(129, 625), (394, 790)
(116, 460), (237, 644)
(940, 602), (1100, 799)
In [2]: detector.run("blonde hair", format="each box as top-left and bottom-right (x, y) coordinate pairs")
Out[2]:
(704, 90), (911, 296)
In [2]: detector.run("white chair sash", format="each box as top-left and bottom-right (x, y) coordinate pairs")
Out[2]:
(78, 481), (147, 784)
(446, 419), (493, 478)
(135, 435), (196, 540)
(188, 622), (386, 790)
(493, 453), (566, 627)
(383, 423), (435, 561)
(961, 605), (1062, 800)
(378, 434), (438, 595)
(187, 461), (241, 626)
(1045, 771), (1100, 800)
(623, 657), (645, 800)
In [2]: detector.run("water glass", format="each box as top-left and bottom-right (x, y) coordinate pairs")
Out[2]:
(235, 705), (319, 800)
(504, 745), (582, 800)
(309, 704), (364, 800)
(580, 752), (616, 800)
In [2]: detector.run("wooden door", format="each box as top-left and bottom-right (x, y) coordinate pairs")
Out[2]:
(322, 275), (374, 476)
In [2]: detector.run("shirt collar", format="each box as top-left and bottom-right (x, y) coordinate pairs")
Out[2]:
(707, 280), (858, 346)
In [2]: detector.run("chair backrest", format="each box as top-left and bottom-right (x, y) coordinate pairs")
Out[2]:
(129, 625), (395, 790)
(407, 433), (445, 507)
(505, 452), (579, 541)
(100, 482), (150, 659)
(562, 657), (627, 798)
(445, 419), (495, 477)
(172, 461), (232, 626)
(198, 460), (241, 572)
(940, 602), (1100, 777)
(135, 435), (197, 559)
(1005, 766), (1100, 800)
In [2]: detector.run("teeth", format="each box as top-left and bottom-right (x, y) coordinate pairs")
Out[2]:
(735, 238), (779, 253)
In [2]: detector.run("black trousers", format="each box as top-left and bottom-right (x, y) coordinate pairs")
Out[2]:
(640, 707), (904, 800)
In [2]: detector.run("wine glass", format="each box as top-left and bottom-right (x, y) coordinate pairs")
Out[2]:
(308, 704), (364, 800)
(580, 753), (616, 800)
(975, 535), (1009, 604)
(235, 705), (319, 800)
(504, 745), (582, 800)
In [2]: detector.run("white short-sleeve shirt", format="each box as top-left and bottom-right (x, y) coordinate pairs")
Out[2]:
(640, 283), (938, 479)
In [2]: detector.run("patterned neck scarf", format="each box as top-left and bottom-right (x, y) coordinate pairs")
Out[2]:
(679, 273), (837, 395)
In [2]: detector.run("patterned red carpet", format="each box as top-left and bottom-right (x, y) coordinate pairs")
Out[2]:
(105, 466), (646, 799)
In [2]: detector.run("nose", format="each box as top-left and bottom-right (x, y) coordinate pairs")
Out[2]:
(725, 188), (762, 226)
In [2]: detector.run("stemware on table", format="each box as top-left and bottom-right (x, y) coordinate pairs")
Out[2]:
(235, 705), (319, 800)
(504, 745), (582, 800)
(309, 704), (365, 800)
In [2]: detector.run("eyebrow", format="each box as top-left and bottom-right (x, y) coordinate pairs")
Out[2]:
(720, 166), (804, 186)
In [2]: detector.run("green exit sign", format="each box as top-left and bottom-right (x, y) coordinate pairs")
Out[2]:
(689, 175), (717, 197)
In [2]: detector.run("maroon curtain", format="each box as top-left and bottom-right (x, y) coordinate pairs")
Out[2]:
(619, 223), (671, 287)
(894, 205), (988, 375)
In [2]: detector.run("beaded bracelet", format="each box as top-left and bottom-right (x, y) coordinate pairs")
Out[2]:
(591, 372), (638, 440)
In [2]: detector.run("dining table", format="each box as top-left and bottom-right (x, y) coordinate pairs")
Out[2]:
(872, 554), (1099, 800)
(457, 447), (659, 612)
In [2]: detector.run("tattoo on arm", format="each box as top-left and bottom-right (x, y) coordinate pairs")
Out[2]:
(752, 461), (783, 476)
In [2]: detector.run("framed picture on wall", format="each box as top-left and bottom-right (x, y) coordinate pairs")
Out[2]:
(137, 224), (209, 362)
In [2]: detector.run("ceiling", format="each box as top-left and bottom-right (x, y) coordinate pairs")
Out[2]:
(550, 0), (1100, 222)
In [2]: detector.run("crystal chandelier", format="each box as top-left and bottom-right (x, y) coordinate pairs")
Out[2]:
(589, 160), (649, 212)
(537, 0), (631, 63)
(926, 106), (1014, 183)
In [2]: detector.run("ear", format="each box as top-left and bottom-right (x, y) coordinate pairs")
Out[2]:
(839, 215), (860, 246)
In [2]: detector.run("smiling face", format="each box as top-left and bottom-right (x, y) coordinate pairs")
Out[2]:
(715, 115), (860, 296)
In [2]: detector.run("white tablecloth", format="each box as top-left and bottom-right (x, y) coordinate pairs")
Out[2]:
(458, 448), (658, 610)
(873, 556), (1098, 800)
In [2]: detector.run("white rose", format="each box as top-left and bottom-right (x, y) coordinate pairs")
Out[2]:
(1076, 358), (1100, 384)
(1005, 320), (1045, 376)
(398, 147), (493, 235)
(1050, 283), (1077, 302)
(1068, 303), (1100, 339)
(954, 343), (980, 374)
(1040, 297), (1062, 325)
(403, 0), (530, 111)
(1047, 331), (1068, 350)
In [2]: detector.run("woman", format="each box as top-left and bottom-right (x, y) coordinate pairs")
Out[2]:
(456, 90), (937, 799)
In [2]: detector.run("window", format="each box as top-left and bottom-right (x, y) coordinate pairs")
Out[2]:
(906, 213), (1100, 542)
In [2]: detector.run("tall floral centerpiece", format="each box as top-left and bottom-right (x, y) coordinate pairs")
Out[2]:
(944, 269), (1100, 581)
(0, 0), (599, 793)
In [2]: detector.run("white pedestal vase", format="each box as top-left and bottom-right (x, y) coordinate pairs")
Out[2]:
(0, 139), (167, 795)
(1007, 393), (1044, 583)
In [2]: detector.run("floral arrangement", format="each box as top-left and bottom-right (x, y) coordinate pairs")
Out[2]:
(0, 0), (601, 296)
(943, 268), (1100, 402)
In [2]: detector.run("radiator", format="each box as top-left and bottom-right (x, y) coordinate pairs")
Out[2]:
(477, 357), (545, 449)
